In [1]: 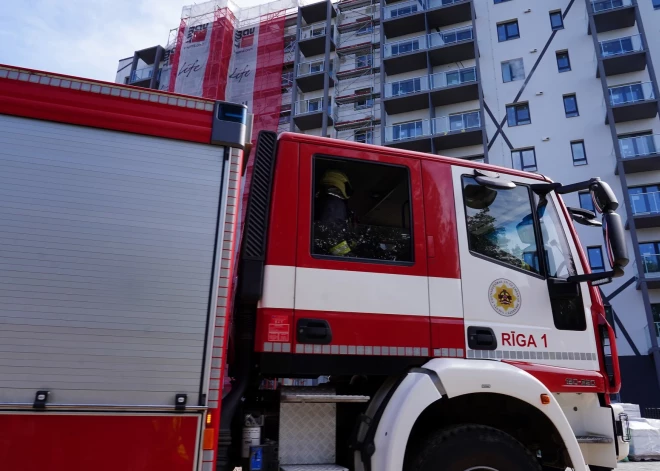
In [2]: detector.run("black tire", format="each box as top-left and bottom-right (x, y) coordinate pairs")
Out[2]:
(408, 424), (541, 471)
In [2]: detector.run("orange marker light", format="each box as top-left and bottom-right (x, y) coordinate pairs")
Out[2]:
(540, 394), (551, 405)
(203, 428), (215, 450)
(206, 412), (213, 426)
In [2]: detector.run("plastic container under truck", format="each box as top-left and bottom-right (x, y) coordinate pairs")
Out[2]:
(0, 64), (250, 471)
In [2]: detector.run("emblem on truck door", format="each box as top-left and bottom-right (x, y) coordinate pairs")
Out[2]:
(488, 279), (521, 317)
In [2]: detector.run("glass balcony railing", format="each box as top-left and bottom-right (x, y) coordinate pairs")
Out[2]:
(300, 22), (327, 41)
(130, 67), (159, 84)
(427, 26), (473, 49)
(385, 75), (430, 98)
(644, 322), (660, 351)
(297, 60), (332, 77)
(639, 253), (660, 278)
(433, 111), (480, 134)
(431, 66), (477, 89)
(609, 82), (655, 106)
(294, 99), (332, 116)
(427, 0), (467, 9)
(619, 134), (660, 159)
(592, 0), (632, 12)
(383, 0), (424, 20)
(384, 119), (432, 142)
(599, 34), (643, 58)
(383, 34), (427, 58)
(630, 191), (660, 216)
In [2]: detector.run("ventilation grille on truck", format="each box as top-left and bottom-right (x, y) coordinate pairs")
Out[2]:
(239, 130), (278, 302)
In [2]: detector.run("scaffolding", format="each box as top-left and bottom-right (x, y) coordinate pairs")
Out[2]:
(333, 0), (382, 143)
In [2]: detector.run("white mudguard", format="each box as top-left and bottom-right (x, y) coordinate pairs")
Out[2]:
(369, 358), (588, 471)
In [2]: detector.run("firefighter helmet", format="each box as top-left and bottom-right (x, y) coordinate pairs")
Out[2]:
(320, 170), (352, 199)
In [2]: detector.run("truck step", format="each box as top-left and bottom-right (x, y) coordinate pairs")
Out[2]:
(576, 434), (613, 444)
(280, 465), (349, 471)
(280, 394), (370, 403)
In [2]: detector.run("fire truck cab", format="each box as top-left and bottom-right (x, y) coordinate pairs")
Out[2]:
(223, 131), (632, 471)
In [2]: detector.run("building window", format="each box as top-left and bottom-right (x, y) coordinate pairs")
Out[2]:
(556, 51), (571, 72)
(494, 0), (511, 3)
(355, 94), (373, 110)
(354, 130), (373, 144)
(563, 94), (579, 118)
(511, 148), (537, 172)
(640, 242), (660, 276)
(356, 54), (373, 69)
(571, 141), (588, 166)
(579, 192), (595, 212)
(312, 156), (413, 262)
(654, 0), (660, 9)
(506, 103), (531, 126)
(393, 120), (424, 140)
(501, 58), (525, 82)
(618, 131), (657, 158)
(549, 11), (564, 30)
(587, 246), (605, 272)
(391, 39), (420, 56)
(390, 3), (418, 17)
(497, 20), (520, 42)
(310, 61), (323, 74)
(652, 303), (660, 327)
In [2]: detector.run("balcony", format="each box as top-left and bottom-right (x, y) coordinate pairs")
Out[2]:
(382, 35), (428, 74)
(382, 0), (426, 38)
(427, 26), (475, 66)
(430, 66), (478, 106)
(384, 110), (482, 152)
(618, 134), (660, 174)
(383, 66), (477, 114)
(299, 22), (335, 57)
(129, 66), (160, 85)
(607, 82), (657, 124)
(300, 0), (336, 24)
(589, 0), (635, 34)
(598, 35), (646, 77)
(432, 110), (482, 150)
(426, 0), (472, 30)
(383, 75), (431, 114)
(635, 254), (660, 290)
(644, 322), (660, 352)
(384, 119), (433, 152)
(630, 191), (660, 229)
(293, 99), (333, 130)
(382, 26), (474, 74)
(296, 60), (335, 92)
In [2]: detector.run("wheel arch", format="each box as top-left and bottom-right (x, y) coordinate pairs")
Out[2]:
(368, 359), (588, 471)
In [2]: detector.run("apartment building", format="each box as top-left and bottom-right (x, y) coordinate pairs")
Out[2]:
(116, 0), (660, 408)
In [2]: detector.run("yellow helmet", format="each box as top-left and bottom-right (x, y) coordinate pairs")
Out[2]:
(321, 170), (352, 199)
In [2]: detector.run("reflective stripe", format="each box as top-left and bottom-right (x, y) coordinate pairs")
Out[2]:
(330, 240), (351, 256)
(468, 350), (596, 361)
(289, 343), (429, 356)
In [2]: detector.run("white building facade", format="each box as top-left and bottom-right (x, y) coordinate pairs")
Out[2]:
(117, 0), (660, 408)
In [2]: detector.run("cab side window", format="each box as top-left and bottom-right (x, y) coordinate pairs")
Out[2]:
(462, 176), (540, 275)
(312, 156), (413, 263)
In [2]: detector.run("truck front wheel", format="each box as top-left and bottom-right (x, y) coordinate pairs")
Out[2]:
(408, 424), (541, 471)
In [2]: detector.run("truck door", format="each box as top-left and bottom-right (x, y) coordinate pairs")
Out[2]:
(451, 166), (599, 370)
(292, 143), (430, 372)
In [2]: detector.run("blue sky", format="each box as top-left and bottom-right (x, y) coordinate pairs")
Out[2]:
(0, 0), (255, 82)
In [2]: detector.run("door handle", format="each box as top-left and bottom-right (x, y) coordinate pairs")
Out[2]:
(467, 326), (497, 351)
(297, 319), (332, 345)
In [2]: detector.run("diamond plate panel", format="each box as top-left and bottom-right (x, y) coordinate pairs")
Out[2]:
(279, 402), (336, 464)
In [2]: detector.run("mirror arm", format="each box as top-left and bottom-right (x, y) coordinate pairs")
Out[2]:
(567, 270), (617, 285)
(532, 178), (603, 195)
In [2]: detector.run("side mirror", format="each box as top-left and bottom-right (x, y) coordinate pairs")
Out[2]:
(568, 210), (628, 285)
(590, 180), (619, 213)
(602, 211), (628, 269)
(567, 207), (602, 227)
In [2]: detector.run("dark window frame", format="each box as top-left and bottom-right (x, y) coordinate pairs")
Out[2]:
(556, 50), (571, 72)
(571, 140), (588, 166)
(497, 20), (520, 42)
(587, 246), (606, 272)
(506, 102), (531, 126)
(549, 11), (564, 30)
(494, 0), (511, 3)
(511, 147), (538, 172)
(563, 94), (579, 118)
(501, 58), (525, 83)
(654, 0), (660, 9)
(310, 154), (415, 266)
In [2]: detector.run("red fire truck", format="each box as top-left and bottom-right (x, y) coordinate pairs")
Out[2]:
(0, 64), (631, 471)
